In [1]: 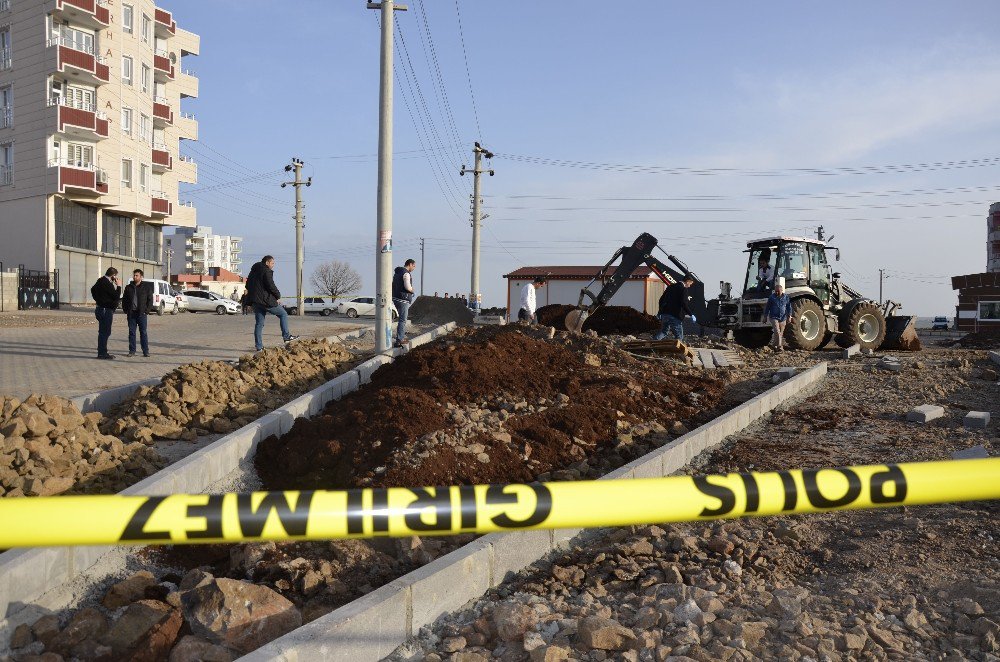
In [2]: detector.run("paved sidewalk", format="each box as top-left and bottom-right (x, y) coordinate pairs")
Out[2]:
(0, 309), (366, 398)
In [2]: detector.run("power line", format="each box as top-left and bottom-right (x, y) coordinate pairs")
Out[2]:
(453, 0), (482, 142)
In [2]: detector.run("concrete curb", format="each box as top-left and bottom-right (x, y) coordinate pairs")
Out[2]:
(990, 350), (1000, 368)
(0, 323), (456, 642)
(68, 327), (369, 415)
(239, 362), (829, 661)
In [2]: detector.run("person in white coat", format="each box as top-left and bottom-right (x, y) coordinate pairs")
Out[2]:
(517, 277), (546, 323)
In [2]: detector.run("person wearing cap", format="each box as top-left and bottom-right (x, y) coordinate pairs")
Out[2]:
(518, 277), (546, 323)
(765, 280), (792, 350)
(653, 275), (696, 341)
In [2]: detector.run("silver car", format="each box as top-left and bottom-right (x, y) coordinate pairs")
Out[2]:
(182, 290), (241, 315)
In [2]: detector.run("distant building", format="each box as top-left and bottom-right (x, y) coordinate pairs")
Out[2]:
(950, 202), (1000, 331)
(164, 225), (242, 276)
(503, 266), (665, 319)
(173, 266), (243, 297)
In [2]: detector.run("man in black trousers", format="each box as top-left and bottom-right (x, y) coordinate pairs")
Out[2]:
(90, 267), (121, 360)
(121, 269), (154, 357)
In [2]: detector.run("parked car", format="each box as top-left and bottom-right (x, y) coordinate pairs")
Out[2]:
(337, 296), (398, 319)
(145, 279), (181, 316)
(931, 316), (950, 331)
(171, 289), (189, 312)
(182, 289), (241, 315)
(283, 296), (336, 316)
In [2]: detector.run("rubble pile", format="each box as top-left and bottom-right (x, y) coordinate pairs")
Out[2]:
(102, 339), (354, 443)
(535, 305), (660, 337)
(0, 395), (164, 497)
(409, 296), (477, 326)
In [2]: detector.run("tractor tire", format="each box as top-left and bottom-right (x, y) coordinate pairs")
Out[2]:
(785, 298), (826, 351)
(835, 302), (886, 350)
(734, 328), (771, 349)
(817, 331), (834, 349)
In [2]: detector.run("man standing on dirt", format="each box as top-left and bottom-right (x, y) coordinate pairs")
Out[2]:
(653, 275), (696, 341)
(121, 269), (154, 357)
(518, 277), (546, 323)
(246, 255), (298, 352)
(90, 267), (121, 360)
(392, 258), (417, 347)
(766, 281), (791, 351)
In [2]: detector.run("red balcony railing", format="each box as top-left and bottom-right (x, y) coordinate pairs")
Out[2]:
(53, 41), (110, 84)
(151, 193), (172, 216)
(152, 99), (174, 124)
(51, 98), (109, 139)
(50, 159), (109, 196)
(152, 147), (173, 169)
(154, 52), (175, 80)
(154, 7), (176, 34)
(56, 0), (110, 27)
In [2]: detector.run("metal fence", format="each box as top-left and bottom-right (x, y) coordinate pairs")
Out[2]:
(15, 264), (60, 310)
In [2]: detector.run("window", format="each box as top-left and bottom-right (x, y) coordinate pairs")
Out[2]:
(122, 4), (134, 34)
(979, 302), (1000, 321)
(121, 159), (132, 189)
(139, 113), (151, 143)
(0, 85), (11, 128)
(121, 107), (133, 135)
(0, 26), (10, 70)
(64, 142), (93, 167)
(139, 163), (148, 192)
(66, 86), (95, 111)
(141, 14), (152, 44)
(58, 25), (94, 54)
(141, 63), (150, 93)
(103, 212), (132, 256)
(0, 142), (12, 186)
(135, 221), (161, 261)
(55, 198), (98, 250)
(121, 55), (133, 85)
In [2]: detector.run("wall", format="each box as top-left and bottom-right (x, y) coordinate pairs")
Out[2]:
(0, 272), (17, 312)
(0, 196), (47, 270)
(506, 278), (650, 317)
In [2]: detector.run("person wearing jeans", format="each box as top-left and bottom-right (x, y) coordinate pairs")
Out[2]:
(245, 255), (298, 351)
(765, 282), (791, 350)
(90, 267), (121, 359)
(391, 258), (417, 347)
(653, 275), (696, 341)
(121, 269), (154, 357)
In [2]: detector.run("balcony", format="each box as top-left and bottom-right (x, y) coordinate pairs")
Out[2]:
(51, 38), (110, 86)
(173, 201), (196, 227)
(154, 7), (176, 36)
(49, 158), (109, 197)
(152, 97), (174, 125)
(176, 69), (199, 99)
(153, 50), (175, 82)
(152, 144), (172, 171)
(176, 154), (197, 184)
(49, 97), (108, 140)
(54, 0), (110, 29)
(176, 112), (198, 140)
(151, 191), (172, 217)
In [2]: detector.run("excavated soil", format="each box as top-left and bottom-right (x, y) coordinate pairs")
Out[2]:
(408, 296), (476, 326)
(958, 330), (1000, 349)
(535, 305), (660, 336)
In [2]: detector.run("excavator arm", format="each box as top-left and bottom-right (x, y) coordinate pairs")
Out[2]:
(565, 233), (709, 332)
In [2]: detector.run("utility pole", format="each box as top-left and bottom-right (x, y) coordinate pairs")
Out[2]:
(282, 157), (311, 316)
(460, 142), (494, 312)
(164, 248), (173, 283)
(369, 0), (407, 352)
(419, 237), (425, 296)
(879, 268), (885, 305)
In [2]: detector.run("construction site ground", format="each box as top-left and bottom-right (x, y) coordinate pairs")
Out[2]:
(392, 339), (1000, 662)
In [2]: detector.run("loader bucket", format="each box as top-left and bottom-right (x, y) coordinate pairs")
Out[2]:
(882, 315), (921, 351)
(565, 309), (589, 333)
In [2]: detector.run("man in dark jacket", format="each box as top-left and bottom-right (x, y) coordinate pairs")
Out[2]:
(121, 269), (154, 357)
(90, 267), (121, 359)
(246, 255), (298, 351)
(391, 258), (417, 347)
(653, 275), (696, 341)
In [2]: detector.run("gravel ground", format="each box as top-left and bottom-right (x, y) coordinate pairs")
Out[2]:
(392, 343), (1000, 662)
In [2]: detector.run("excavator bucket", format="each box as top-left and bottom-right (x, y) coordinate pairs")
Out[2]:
(565, 309), (589, 333)
(882, 315), (921, 351)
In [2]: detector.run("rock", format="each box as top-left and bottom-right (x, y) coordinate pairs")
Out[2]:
(736, 621), (768, 649)
(452, 652), (490, 662)
(101, 599), (182, 661)
(441, 635), (467, 653)
(670, 421), (689, 435)
(48, 607), (108, 655)
(102, 571), (159, 609)
(529, 645), (571, 662)
(179, 568), (215, 591)
(31, 614), (61, 647)
(167, 635), (235, 662)
(584, 353), (602, 367)
(181, 578), (302, 654)
(493, 602), (537, 642)
(954, 598), (984, 615)
(577, 616), (636, 651)
(11, 622), (34, 648)
(706, 536), (734, 555)
(69, 639), (114, 660)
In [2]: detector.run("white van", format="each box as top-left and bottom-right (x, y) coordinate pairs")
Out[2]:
(146, 279), (181, 315)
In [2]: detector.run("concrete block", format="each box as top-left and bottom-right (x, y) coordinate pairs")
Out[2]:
(241, 576), (410, 662)
(841, 343), (861, 359)
(354, 355), (391, 384)
(990, 351), (1000, 367)
(0, 547), (69, 621)
(952, 444), (990, 460)
(772, 367), (797, 383)
(256, 411), (283, 440)
(70, 377), (161, 414)
(963, 411), (991, 429)
(408, 331), (435, 348)
(617, 452), (662, 480)
(485, 530), (553, 586)
(409, 539), (492, 633)
(906, 404), (945, 423)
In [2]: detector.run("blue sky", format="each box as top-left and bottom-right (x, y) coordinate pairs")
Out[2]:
(167, 0), (1000, 315)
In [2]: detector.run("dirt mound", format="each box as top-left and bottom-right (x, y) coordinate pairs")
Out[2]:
(255, 324), (722, 491)
(957, 330), (1000, 349)
(408, 296), (475, 326)
(536, 304), (660, 336)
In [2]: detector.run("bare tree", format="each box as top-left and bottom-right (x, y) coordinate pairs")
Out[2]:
(310, 261), (362, 300)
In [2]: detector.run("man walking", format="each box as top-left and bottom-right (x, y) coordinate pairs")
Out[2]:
(246, 255), (298, 351)
(518, 277), (546, 323)
(90, 267), (121, 359)
(392, 258), (417, 347)
(653, 275), (696, 341)
(121, 269), (154, 357)
(765, 280), (792, 351)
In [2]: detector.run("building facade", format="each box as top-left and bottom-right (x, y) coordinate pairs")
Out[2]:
(503, 266), (665, 320)
(0, 0), (198, 303)
(951, 202), (1000, 332)
(164, 225), (242, 277)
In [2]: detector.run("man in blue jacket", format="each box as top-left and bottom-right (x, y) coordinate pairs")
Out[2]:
(392, 258), (417, 347)
(765, 281), (792, 351)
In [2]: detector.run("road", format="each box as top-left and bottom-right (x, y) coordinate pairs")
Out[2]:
(0, 308), (368, 399)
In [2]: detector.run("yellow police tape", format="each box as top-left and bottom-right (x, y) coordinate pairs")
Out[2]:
(0, 458), (996, 548)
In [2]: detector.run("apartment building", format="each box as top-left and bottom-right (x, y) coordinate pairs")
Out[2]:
(0, 0), (199, 303)
(164, 225), (242, 276)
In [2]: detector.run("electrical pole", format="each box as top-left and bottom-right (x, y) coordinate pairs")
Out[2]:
(282, 157), (311, 316)
(165, 248), (173, 283)
(460, 142), (493, 312)
(879, 268), (884, 305)
(419, 237), (425, 296)
(369, 0), (407, 352)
